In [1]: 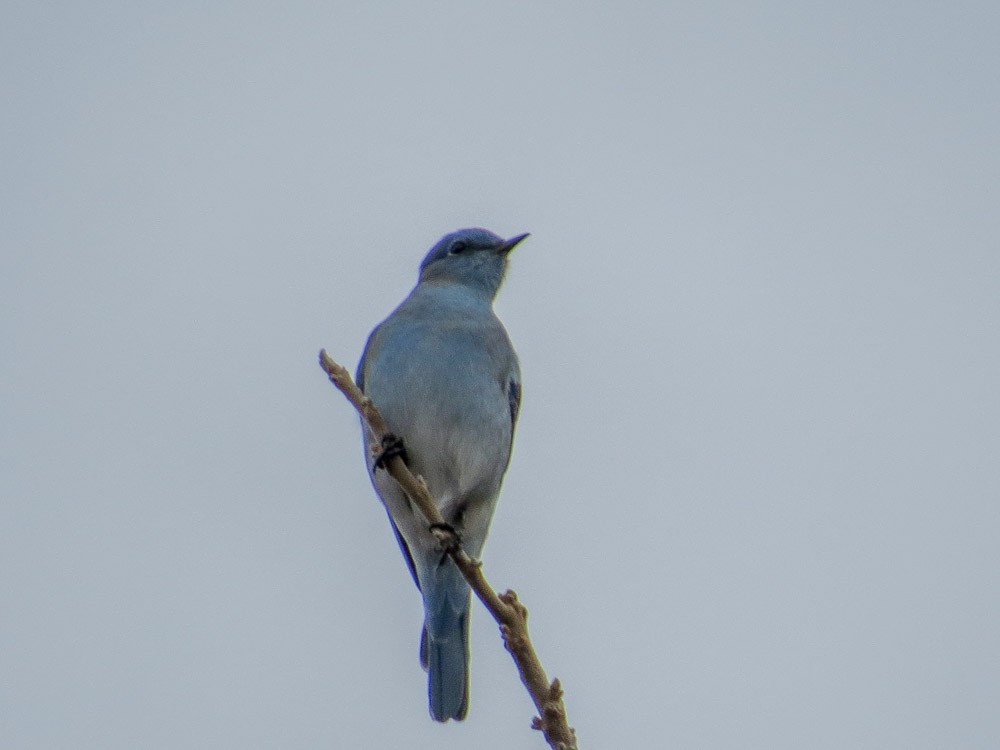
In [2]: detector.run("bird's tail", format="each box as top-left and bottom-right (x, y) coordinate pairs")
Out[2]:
(419, 560), (471, 722)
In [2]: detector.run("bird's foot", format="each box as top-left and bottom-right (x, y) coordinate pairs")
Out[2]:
(373, 433), (409, 471)
(429, 522), (461, 554)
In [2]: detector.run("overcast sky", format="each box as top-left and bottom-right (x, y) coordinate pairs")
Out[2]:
(3, 3), (999, 748)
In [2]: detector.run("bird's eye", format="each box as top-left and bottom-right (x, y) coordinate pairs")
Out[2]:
(448, 240), (468, 255)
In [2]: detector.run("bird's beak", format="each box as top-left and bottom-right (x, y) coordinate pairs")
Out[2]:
(498, 232), (530, 255)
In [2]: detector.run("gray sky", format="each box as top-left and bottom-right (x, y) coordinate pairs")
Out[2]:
(3, 3), (998, 748)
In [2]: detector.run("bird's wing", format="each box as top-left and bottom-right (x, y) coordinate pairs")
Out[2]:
(359, 323), (420, 591)
(355, 324), (380, 392)
(506, 376), (522, 461)
(388, 513), (421, 591)
(507, 377), (521, 429)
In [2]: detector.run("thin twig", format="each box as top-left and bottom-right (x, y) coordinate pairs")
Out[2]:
(319, 349), (578, 750)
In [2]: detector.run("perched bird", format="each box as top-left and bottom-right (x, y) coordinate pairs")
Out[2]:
(357, 228), (528, 721)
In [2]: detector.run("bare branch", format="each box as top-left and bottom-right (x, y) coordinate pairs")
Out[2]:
(319, 349), (578, 749)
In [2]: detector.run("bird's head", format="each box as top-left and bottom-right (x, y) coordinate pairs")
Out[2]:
(418, 228), (529, 299)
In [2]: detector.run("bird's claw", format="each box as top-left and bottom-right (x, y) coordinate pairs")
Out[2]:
(429, 522), (461, 553)
(373, 433), (409, 471)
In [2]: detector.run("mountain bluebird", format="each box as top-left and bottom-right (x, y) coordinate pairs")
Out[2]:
(356, 228), (528, 722)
